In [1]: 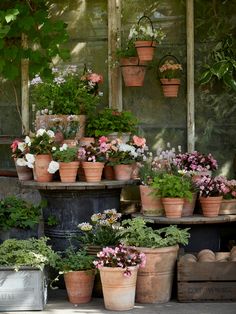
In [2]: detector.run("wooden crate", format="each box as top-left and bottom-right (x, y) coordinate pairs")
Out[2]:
(177, 254), (236, 302)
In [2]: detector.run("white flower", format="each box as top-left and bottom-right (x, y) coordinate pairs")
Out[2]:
(26, 162), (34, 169)
(18, 142), (26, 152)
(60, 143), (68, 151)
(47, 130), (55, 138)
(52, 146), (57, 151)
(16, 158), (27, 166)
(25, 153), (35, 164)
(48, 161), (59, 174)
(36, 128), (46, 137)
(24, 136), (31, 146)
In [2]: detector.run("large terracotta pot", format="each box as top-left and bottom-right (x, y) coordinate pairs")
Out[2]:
(34, 154), (53, 182)
(182, 192), (197, 217)
(136, 245), (179, 303)
(160, 78), (180, 97)
(139, 185), (164, 216)
(120, 57), (146, 87)
(59, 161), (79, 183)
(219, 199), (236, 215)
(162, 197), (184, 218)
(113, 164), (133, 181)
(199, 196), (223, 217)
(14, 159), (33, 181)
(64, 270), (95, 305)
(82, 161), (104, 183)
(99, 266), (138, 311)
(135, 40), (157, 62)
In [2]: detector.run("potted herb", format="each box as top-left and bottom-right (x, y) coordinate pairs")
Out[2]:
(0, 196), (43, 242)
(151, 173), (192, 218)
(118, 217), (190, 304)
(0, 237), (59, 311)
(94, 244), (146, 311)
(56, 248), (95, 305)
(48, 144), (79, 183)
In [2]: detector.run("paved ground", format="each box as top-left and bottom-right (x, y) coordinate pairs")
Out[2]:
(4, 289), (236, 314)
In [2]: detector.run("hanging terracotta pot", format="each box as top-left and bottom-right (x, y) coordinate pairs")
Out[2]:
(34, 154), (53, 182)
(64, 270), (95, 305)
(113, 164), (133, 181)
(82, 161), (104, 183)
(99, 266), (138, 311)
(59, 161), (79, 183)
(14, 159), (33, 181)
(160, 78), (180, 97)
(199, 196), (223, 217)
(162, 197), (184, 218)
(120, 57), (146, 87)
(182, 192), (197, 217)
(135, 40), (157, 62)
(136, 245), (179, 303)
(139, 185), (164, 216)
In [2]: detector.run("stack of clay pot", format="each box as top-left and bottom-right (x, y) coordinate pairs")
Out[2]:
(180, 247), (236, 262)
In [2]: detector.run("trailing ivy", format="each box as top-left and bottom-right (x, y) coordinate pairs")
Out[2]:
(0, 0), (70, 80)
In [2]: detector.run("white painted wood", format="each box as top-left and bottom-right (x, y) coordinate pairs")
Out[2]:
(186, 0), (195, 151)
(21, 33), (29, 134)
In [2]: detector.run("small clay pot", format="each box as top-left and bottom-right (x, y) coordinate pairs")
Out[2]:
(181, 254), (197, 263)
(215, 252), (230, 262)
(197, 249), (215, 262)
(230, 247), (236, 261)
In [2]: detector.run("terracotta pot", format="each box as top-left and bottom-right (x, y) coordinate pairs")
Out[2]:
(160, 78), (180, 97)
(103, 165), (115, 180)
(182, 192), (197, 217)
(197, 249), (215, 262)
(162, 197), (184, 218)
(136, 245), (179, 303)
(139, 185), (164, 216)
(199, 196), (223, 217)
(14, 159), (33, 181)
(135, 40), (157, 62)
(215, 252), (230, 262)
(120, 57), (146, 87)
(34, 154), (53, 182)
(78, 164), (86, 181)
(86, 245), (103, 298)
(131, 162), (141, 180)
(59, 161), (79, 183)
(113, 164), (133, 181)
(64, 270), (95, 305)
(79, 137), (95, 147)
(219, 199), (236, 215)
(99, 266), (138, 311)
(82, 161), (104, 183)
(181, 254), (197, 263)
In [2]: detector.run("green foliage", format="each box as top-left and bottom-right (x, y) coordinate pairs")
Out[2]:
(151, 173), (192, 200)
(0, 1), (70, 80)
(139, 160), (161, 186)
(46, 214), (59, 227)
(0, 237), (59, 271)
(86, 108), (138, 137)
(116, 39), (137, 58)
(30, 131), (55, 155)
(52, 146), (78, 163)
(0, 196), (42, 231)
(56, 248), (95, 273)
(118, 217), (190, 248)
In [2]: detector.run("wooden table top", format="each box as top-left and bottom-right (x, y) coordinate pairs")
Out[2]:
(132, 212), (236, 225)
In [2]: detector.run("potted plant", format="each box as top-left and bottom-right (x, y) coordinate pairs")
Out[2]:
(78, 137), (110, 182)
(86, 108), (138, 141)
(94, 244), (146, 311)
(195, 175), (227, 217)
(158, 57), (183, 97)
(116, 39), (147, 86)
(220, 178), (236, 214)
(117, 217), (190, 304)
(10, 139), (33, 181)
(31, 65), (103, 140)
(0, 237), (59, 311)
(151, 173), (192, 218)
(48, 143), (79, 183)
(0, 196), (43, 242)
(56, 248), (95, 305)
(129, 15), (166, 62)
(25, 129), (56, 182)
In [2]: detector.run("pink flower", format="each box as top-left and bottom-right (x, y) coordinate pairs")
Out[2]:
(99, 136), (108, 144)
(132, 135), (146, 147)
(11, 140), (19, 153)
(87, 73), (103, 84)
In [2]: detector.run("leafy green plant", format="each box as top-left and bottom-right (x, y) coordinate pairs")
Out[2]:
(46, 214), (59, 227)
(52, 146), (78, 163)
(151, 173), (192, 200)
(199, 35), (236, 91)
(0, 196), (42, 231)
(0, 237), (59, 271)
(116, 39), (137, 58)
(86, 108), (138, 137)
(56, 248), (95, 273)
(118, 217), (190, 248)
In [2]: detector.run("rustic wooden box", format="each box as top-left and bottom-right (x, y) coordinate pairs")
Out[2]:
(177, 254), (236, 302)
